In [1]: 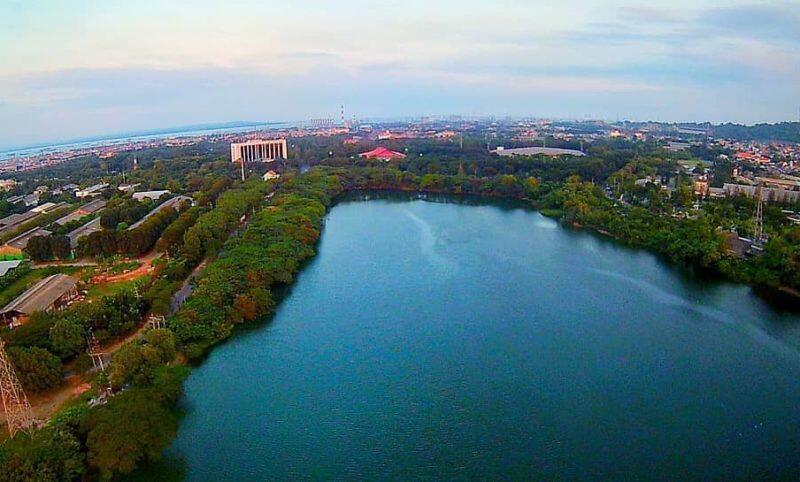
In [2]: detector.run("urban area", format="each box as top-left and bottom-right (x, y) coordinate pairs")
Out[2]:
(1, 115), (800, 479)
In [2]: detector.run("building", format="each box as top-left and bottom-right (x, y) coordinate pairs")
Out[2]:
(68, 217), (102, 248)
(0, 274), (78, 327)
(492, 147), (585, 157)
(0, 179), (17, 191)
(132, 190), (171, 202)
(128, 195), (192, 230)
(723, 183), (800, 204)
(359, 147), (407, 161)
(117, 183), (141, 193)
(76, 183), (109, 198)
(263, 170), (280, 181)
(0, 211), (39, 236)
(0, 226), (53, 257)
(230, 139), (288, 163)
(0, 260), (22, 277)
(54, 199), (106, 226)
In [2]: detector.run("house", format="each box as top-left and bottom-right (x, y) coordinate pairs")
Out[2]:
(132, 190), (171, 202)
(359, 147), (407, 161)
(0, 274), (78, 328)
(76, 183), (109, 198)
(263, 170), (280, 181)
(118, 183), (141, 193)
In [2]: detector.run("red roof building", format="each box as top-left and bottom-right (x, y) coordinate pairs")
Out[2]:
(359, 147), (407, 161)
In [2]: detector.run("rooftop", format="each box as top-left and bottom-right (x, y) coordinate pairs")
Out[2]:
(1, 273), (77, 316)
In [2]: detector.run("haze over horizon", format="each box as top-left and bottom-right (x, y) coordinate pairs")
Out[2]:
(2, 0), (799, 150)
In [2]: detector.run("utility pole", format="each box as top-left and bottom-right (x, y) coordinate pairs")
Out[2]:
(0, 339), (33, 438)
(753, 183), (765, 245)
(238, 157), (246, 182)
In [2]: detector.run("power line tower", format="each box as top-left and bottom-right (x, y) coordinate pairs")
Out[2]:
(147, 314), (165, 330)
(87, 330), (107, 372)
(0, 339), (33, 438)
(753, 183), (765, 246)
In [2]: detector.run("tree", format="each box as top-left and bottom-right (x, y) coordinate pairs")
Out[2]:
(144, 329), (176, 363)
(108, 343), (161, 389)
(49, 235), (71, 260)
(49, 317), (87, 359)
(83, 370), (185, 479)
(24, 236), (52, 261)
(8, 346), (63, 393)
(0, 427), (85, 482)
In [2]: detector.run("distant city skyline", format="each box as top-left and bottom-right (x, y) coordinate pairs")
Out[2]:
(1, 0), (799, 150)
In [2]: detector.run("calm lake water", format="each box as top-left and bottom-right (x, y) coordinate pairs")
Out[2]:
(138, 194), (800, 480)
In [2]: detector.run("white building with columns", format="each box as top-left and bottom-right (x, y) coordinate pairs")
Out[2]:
(230, 139), (288, 163)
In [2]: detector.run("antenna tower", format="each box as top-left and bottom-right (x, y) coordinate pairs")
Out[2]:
(0, 339), (33, 438)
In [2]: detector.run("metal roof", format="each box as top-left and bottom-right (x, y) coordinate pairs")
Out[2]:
(0, 260), (22, 277)
(5, 226), (53, 250)
(1, 274), (77, 316)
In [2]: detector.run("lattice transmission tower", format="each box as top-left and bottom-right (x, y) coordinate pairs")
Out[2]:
(0, 339), (33, 438)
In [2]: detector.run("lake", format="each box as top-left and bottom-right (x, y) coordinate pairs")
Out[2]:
(137, 194), (800, 480)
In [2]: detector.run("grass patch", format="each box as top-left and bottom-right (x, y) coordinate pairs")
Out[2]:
(86, 278), (144, 300)
(539, 208), (564, 219)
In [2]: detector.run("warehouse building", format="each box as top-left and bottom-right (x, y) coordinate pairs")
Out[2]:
(0, 274), (78, 328)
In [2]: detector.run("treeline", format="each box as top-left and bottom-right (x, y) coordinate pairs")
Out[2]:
(296, 138), (640, 184)
(24, 235), (71, 261)
(99, 198), (152, 230)
(144, 179), (273, 315)
(712, 122), (800, 143)
(318, 166), (544, 200)
(77, 204), (182, 258)
(169, 170), (341, 358)
(544, 177), (728, 266)
(540, 176), (800, 293)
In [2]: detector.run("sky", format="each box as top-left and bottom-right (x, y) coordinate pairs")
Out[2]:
(1, 0), (799, 149)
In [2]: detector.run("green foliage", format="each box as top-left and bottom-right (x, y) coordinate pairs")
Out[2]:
(49, 316), (88, 358)
(155, 205), (203, 254)
(0, 263), (31, 293)
(169, 170), (339, 355)
(78, 203), (181, 257)
(24, 236), (52, 261)
(108, 329), (176, 389)
(7, 346), (63, 393)
(108, 342), (162, 389)
(82, 366), (187, 480)
(0, 427), (85, 482)
(144, 328), (177, 363)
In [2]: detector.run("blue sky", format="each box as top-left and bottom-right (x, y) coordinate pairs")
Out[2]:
(1, 0), (799, 149)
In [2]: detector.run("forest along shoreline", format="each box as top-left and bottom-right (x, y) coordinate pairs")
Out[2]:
(4, 165), (800, 480)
